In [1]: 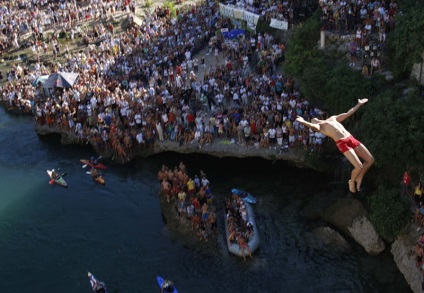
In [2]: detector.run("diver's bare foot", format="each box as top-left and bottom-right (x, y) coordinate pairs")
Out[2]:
(349, 180), (356, 193)
(355, 179), (362, 192)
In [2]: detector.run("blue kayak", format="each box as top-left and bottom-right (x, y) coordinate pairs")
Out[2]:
(157, 276), (178, 293)
(231, 188), (257, 204)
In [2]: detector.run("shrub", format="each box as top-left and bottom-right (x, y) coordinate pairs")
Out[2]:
(368, 184), (410, 240)
(163, 1), (177, 19)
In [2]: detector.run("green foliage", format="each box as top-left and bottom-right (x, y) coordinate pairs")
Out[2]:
(368, 184), (410, 240)
(163, 1), (177, 19)
(285, 9), (375, 115)
(144, 0), (152, 8)
(387, 0), (424, 79)
(256, 20), (280, 35)
(359, 88), (424, 181)
(301, 64), (375, 114)
(285, 10), (321, 76)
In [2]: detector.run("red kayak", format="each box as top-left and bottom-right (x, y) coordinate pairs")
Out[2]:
(80, 159), (107, 169)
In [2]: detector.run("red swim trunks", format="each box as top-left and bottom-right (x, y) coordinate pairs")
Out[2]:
(336, 135), (361, 153)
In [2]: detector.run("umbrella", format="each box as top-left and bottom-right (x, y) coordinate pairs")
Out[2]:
(42, 72), (79, 89)
(222, 29), (246, 40)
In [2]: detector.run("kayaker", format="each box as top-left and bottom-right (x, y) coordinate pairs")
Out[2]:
(88, 272), (107, 293)
(90, 168), (101, 179)
(89, 156), (98, 166)
(93, 282), (107, 293)
(51, 170), (60, 180)
(161, 279), (175, 293)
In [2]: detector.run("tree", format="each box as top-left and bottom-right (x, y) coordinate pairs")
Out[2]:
(301, 64), (375, 114)
(387, 0), (424, 79)
(368, 184), (410, 241)
(285, 10), (321, 77)
(359, 89), (424, 182)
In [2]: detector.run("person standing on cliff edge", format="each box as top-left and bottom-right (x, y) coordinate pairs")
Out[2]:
(296, 99), (374, 193)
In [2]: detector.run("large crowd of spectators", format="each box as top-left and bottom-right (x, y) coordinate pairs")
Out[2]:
(1, 0), (329, 163)
(158, 163), (217, 243)
(319, 0), (399, 74)
(0, 0), (137, 55)
(319, 0), (398, 34)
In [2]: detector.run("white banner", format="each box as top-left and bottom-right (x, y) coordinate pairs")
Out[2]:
(233, 8), (244, 20)
(133, 15), (143, 26)
(219, 3), (234, 18)
(242, 10), (260, 25)
(219, 4), (260, 25)
(270, 18), (289, 30)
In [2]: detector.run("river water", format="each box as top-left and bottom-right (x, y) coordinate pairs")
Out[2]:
(0, 106), (411, 293)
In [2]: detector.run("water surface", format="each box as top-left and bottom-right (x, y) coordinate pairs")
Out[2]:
(0, 107), (411, 293)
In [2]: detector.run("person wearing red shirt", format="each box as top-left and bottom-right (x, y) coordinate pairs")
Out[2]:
(401, 171), (412, 196)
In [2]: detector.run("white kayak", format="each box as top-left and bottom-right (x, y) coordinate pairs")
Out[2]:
(47, 170), (68, 187)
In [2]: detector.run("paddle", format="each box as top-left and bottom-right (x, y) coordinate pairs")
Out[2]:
(82, 156), (103, 168)
(86, 171), (92, 175)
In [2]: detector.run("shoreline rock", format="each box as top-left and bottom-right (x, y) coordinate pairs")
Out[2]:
(34, 123), (310, 168)
(312, 226), (351, 250)
(323, 198), (385, 255)
(391, 226), (423, 293)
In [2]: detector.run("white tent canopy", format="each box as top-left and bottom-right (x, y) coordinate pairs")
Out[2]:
(42, 72), (79, 89)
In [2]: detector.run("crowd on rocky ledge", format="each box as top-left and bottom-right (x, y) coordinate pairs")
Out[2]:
(1, 0), (329, 162)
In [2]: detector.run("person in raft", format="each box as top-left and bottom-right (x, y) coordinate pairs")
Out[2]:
(296, 99), (374, 193)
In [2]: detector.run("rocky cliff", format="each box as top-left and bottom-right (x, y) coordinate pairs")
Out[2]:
(323, 198), (385, 255)
(35, 123), (308, 167)
(392, 226), (424, 293)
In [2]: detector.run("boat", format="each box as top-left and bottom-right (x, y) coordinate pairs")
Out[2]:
(80, 159), (107, 170)
(156, 276), (178, 293)
(94, 175), (106, 185)
(224, 201), (260, 258)
(86, 171), (106, 185)
(87, 272), (107, 293)
(47, 170), (67, 187)
(231, 188), (257, 204)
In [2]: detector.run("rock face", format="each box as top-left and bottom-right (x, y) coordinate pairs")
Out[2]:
(348, 215), (385, 255)
(34, 124), (309, 167)
(312, 226), (350, 250)
(391, 226), (423, 293)
(323, 198), (385, 255)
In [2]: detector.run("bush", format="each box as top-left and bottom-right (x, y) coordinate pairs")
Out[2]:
(284, 9), (321, 77)
(144, 0), (152, 8)
(368, 184), (410, 240)
(359, 88), (424, 183)
(163, 1), (177, 19)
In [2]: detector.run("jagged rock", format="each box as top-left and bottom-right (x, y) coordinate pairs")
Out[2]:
(348, 215), (385, 255)
(34, 124), (307, 166)
(313, 226), (350, 250)
(323, 198), (385, 255)
(391, 226), (424, 293)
